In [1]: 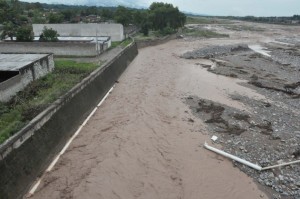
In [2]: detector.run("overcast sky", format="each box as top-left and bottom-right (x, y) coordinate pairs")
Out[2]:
(21, 0), (299, 16)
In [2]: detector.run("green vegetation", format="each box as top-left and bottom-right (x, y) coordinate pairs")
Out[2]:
(48, 12), (64, 23)
(113, 3), (186, 36)
(221, 15), (300, 25)
(0, 0), (27, 40)
(114, 6), (133, 26)
(16, 26), (34, 41)
(148, 2), (186, 31)
(182, 27), (229, 38)
(0, 60), (99, 144)
(0, 1), (186, 41)
(133, 31), (167, 41)
(1, 22), (17, 40)
(110, 38), (133, 49)
(39, 26), (60, 42)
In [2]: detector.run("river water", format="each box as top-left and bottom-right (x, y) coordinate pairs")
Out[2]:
(30, 39), (268, 199)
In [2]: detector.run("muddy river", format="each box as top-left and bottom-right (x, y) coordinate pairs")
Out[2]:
(29, 22), (300, 199)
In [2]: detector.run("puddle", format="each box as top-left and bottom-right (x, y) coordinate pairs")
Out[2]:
(182, 59), (266, 111)
(249, 45), (271, 57)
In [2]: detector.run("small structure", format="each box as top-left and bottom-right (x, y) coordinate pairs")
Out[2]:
(33, 23), (124, 42)
(0, 53), (54, 102)
(1, 24), (114, 56)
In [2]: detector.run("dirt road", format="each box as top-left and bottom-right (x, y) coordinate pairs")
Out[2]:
(29, 35), (272, 199)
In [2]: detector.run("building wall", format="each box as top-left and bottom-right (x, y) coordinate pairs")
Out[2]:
(0, 41), (111, 57)
(0, 54), (54, 102)
(33, 24), (124, 42)
(0, 42), (100, 57)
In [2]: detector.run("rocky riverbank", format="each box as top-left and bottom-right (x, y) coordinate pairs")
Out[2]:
(183, 42), (300, 198)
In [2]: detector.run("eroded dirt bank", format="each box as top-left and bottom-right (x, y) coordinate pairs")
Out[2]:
(29, 37), (272, 198)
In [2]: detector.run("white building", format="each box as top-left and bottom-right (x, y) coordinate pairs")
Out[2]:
(33, 23), (124, 42)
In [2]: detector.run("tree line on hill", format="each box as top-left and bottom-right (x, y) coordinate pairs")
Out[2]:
(221, 15), (300, 25)
(0, 0), (186, 41)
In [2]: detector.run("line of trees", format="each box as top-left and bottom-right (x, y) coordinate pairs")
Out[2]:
(114, 3), (186, 36)
(0, 1), (186, 41)
(0, 0), (33, 41)
(221, 15), (300, 25)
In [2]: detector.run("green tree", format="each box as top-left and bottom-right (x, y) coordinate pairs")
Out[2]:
(48, 12), (64, 23)
(86, 6), (98, 15)
(1, 22), (17, 40)
(28, 10), (34, 18)
(0, 0), (21, 25)
(114, 6), (132, 26)
(61, 9), (77, 21)
(148, 2), (186, 31)
(39, 26), (59, 42)
(100, 9), (114, 21)
(133, 10), (148, 26)
(32, 10), (47, 23)
(0, 0), (10, 23)
(140, 22), (149, 36)
(16, 25), (34, 41)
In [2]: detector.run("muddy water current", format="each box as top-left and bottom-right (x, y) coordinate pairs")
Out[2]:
(30, 40), (268, 199)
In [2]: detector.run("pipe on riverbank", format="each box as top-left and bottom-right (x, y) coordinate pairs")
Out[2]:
(204, 142), (262, 171)
(204, 142), (300, 171)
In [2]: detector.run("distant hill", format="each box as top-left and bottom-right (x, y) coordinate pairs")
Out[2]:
(20, 1), (207, 16)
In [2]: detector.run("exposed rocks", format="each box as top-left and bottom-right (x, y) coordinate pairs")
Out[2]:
(181, 44), (250, 59)
(183, 42), (300, 198)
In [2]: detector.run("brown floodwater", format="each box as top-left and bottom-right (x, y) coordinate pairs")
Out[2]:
(29, 39), (269, 199)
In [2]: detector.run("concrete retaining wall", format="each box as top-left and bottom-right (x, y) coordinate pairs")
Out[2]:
(0, 54), (54, 102)
(0, 42), (101, 57)
(0, 42), (138, 199)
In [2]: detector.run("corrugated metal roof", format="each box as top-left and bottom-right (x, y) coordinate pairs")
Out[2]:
(0, 54), (49, 71)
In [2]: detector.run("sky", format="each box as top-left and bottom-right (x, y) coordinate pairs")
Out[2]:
(21, 0), (300, 16)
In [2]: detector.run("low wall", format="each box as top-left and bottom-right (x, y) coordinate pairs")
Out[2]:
(136, 33), (178, 49)
(0, 42), (99, 57)
(0, 42), (138, 199)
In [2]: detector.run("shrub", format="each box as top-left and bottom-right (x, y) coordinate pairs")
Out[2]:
(16, 26), (34, 42)
(39, 26), (59, 42)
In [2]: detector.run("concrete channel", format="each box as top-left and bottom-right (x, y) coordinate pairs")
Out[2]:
(0, 42), (138, 199)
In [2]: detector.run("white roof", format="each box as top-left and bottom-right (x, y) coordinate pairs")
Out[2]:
(0, 54), (49, 71)
(5, 36), (110, 43)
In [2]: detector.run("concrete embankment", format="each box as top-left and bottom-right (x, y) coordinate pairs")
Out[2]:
(0, 42), (138, 199)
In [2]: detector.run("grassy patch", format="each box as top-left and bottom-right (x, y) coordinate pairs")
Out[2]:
(182, 28), (229, 38)
(186, 17), (232, 24)
(0, 60), (99, 144)
(133, 32), (157, 41)
(110, 38), (133, 49)
(133, 30), (173, 41)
